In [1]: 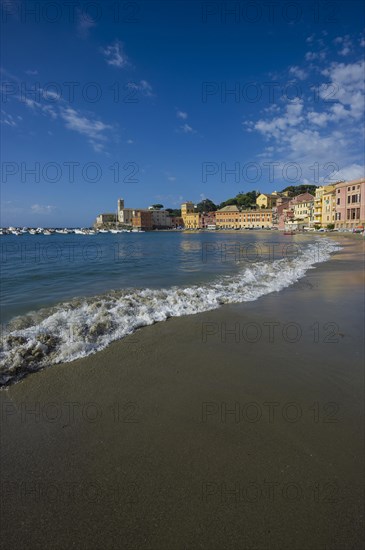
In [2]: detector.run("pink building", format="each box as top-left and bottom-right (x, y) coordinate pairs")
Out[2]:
(335, 178), (365, 230)
(275, 193), (314, 230)
(200, 212), (216, 228)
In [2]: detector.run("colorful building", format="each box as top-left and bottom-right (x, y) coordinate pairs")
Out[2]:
(215, 205), (241, 229)
(311, 184), (336, 227)
(148, 208), (172, 229)
(215, 206), (273, 229)
(181, 201), (200, 229)
(256, 193), (278, 209)
(132, 210), (153, 230)
(200, 212), (216, 228)
(171, 216), (184, 228)
(276, 192), (315, 230)
(95, 213), (118, 227)
(334, 178), (365, 230)
(321, 186), (336, 227)
(285, 197), (314, 230)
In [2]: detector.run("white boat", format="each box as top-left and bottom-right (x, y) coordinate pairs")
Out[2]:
(29, 229), (37, 235)
(55, 229), (68, 234)
(43, 230), (52, 236)
(74, 229), (85, 235)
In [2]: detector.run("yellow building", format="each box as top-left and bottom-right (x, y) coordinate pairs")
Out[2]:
(321, 186), (336, 227)
(181, 202), (200, 229)
(215, 206), (273, 229)
(312, 184), (336, 227)
(286, 199), (314, 229)
(239, 209), (273, 228)
(256, 193), (278, 209)
(183, 212), (200, 229)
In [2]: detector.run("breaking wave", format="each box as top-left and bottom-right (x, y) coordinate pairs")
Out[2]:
(0, 239), (340, 386)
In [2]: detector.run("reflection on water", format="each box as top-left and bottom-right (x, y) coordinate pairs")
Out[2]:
(1, 231), (333, 322)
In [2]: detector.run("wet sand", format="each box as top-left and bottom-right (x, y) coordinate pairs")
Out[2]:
(1, 235), (364, 550)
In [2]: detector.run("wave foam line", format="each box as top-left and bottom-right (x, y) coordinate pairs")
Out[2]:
(0, 239), (340, 385)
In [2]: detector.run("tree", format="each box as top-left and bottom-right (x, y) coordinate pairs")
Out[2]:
(218, 197), (238, 209)
(327, 223), (335, 230)
(151, 204), (164, 210)
(280, 185), (316, 197)
(196, 198), (217, 213)
(166, 208), (181, 217)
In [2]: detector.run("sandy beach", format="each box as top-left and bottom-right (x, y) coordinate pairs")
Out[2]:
(1, 234), (364, 550)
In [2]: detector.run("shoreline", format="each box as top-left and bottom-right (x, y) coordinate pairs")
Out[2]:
(1, 234), (364, 549)
(0, 234), (343, 386)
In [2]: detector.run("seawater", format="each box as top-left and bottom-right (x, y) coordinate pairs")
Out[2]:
(0, 232), (340, 384)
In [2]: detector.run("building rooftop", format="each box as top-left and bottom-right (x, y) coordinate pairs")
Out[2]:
(217, 205), (240, 212)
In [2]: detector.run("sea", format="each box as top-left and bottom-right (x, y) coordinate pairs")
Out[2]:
(0, 231), (340, 385)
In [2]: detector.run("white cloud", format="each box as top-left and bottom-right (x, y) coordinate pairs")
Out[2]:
(320, 60), (365, 120)
(31, 204), (56, 215)
(127, 139), (134, 144)
(25, 69), (38, 76)
(333, 35), (353, 56)
(77, 8), (96, 37)
(21, 97), (58, 120)
(60, 107), (112, 152)
(334, 164), (365, 181)
(127, 80), (153, 97)
(248, 52), (365, 183)
(180, 123), (196, 134)
(289, 66), (307, 80)
(305, 51), (326, 61)
(1, 110), (17, 127)
(176, 110), (188, 119)
(254, 101), (304, 140)
(102, 40), (129, 68)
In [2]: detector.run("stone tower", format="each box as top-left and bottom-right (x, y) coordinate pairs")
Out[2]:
(118, 198), (124, 213)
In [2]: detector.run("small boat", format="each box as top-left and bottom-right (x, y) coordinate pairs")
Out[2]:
(43, 230), (52, 236)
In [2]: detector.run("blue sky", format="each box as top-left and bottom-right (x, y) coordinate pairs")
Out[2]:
(1, 0), (364, 226)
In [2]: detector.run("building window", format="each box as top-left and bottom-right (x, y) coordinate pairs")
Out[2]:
(337, 198), (340, 205)
(352, 186), (355, 190)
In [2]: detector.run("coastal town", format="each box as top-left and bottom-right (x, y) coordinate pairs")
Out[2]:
(93, 177), (365, 233)
(1, 177), (364, 236)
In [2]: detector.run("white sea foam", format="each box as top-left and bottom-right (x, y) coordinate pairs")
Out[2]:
(0, 239), (340, 385)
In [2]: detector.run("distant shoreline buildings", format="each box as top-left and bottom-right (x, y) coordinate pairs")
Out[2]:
(94, 178), (365, 232)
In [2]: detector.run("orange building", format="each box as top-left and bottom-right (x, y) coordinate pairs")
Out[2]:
(132, 210), (153, 230)
(216, 205), (273, 229)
